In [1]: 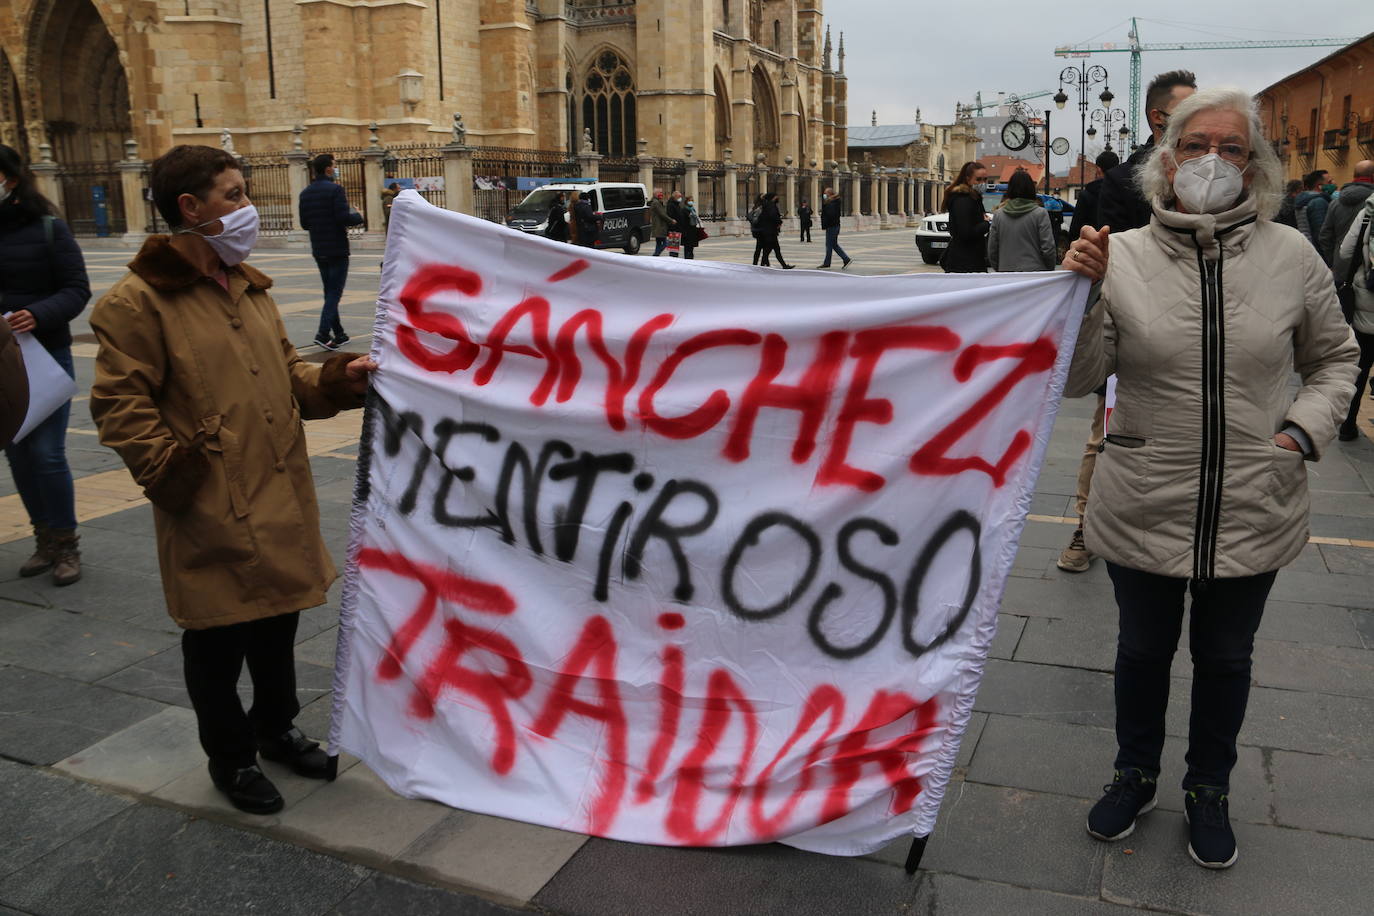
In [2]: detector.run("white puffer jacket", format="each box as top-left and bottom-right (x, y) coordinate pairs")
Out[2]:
(1067, 196), (1359, 579)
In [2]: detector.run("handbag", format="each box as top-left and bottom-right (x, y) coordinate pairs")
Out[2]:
(697, 228), (709, 240)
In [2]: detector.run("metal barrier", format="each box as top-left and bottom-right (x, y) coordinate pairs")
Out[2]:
(471, 146), (577, 222)
(697, 161), (725, 220)
(384, 146), (447, 209)
(736, 166), (758, 216)
(238, 155), (295, 235)
(57, 162), (126, 237)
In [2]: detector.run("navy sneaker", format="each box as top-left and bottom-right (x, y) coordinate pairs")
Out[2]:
(313, 335), (338, 351)
(1184, 786), (1238, 869)
(1086, 767), (1157, 841)
(332, 333), (351, 348)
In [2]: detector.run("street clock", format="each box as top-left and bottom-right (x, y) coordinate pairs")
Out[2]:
(1051, 137), (1071, 156)
(1001, 119), (1030, 152)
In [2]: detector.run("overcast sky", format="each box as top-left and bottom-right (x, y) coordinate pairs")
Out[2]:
(839, 4), (1369, 166)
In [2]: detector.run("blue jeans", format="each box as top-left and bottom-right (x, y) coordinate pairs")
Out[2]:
(820, 225), (849, 266)
(314, 255), (350, 340)
(653, 237), (669, 256)
(4, 346), (76, 530)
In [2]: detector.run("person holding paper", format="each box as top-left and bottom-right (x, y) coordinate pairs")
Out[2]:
(90, 145), (377, 816)
(0, 143), (91, 586)
(1062, 88), (1358, 869)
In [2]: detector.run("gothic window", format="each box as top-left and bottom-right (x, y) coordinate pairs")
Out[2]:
(752, 65), (778, 155)
(579, 50), (636, 156)
(773, 20), (780, 52)
(714, 68), (731, 144)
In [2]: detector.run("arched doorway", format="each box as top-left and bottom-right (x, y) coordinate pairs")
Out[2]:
(27, 0), (132, 234)
(0, 48), (26, 159)
(751, 66), (779, 162)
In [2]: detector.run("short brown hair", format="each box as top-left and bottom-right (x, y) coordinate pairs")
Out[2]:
(1145, 70), (1197, 119)
(151, 145), (240, 228)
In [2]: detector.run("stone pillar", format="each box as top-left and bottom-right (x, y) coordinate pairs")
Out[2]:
(683, 144), (699, 202)
(361, 146), (386, 240)
(784, 157), (797, 229)
(577, 149), (601, 181)
(723, 148), (738, 227)
(907, 176), (919, 227)
(286, 147), (310, 237)
(877, 170), (889, 228)
(756, 156), (769, 212)
(30, 143), (63, 217)
(115, 139), (146, 242)
(442, 144), (475, 215)
(808, 162), (820, 214)
(637, 138), (655, 191)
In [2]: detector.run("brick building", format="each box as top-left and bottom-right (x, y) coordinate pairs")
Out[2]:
(1256, 32), (1374, 185)
(0, 0), (851, 167)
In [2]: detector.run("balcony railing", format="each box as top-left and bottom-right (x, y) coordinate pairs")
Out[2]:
(1323, 128), (1349, 151)
(1295, 135), (1314, 156)
(1358, 120), (1374, 146)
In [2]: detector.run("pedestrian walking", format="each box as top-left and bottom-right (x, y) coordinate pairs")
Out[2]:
(0, 143), (91, 587)
(940, 161), (989, 273)
(380, 182), (400, 229)
(298, 153), (364, 350)
(89, 145), (377, 816)
(545, 191), (569, 243)
(797, 200), (814, 242)
(682, 194), (703, 259)
(666, 190), (686, 257)
(1294, 169), (1332, 254)
(754, 192), (793, 269)
(1060, 70), (1197, 574)
(649, 188), (677, 256)
(1336, 192), (1374, 440)
(988, 170), (1057, 272)
(1062, 88), (1358, 870)
(814, 187), (853, 269)
(569, 190), (599, 248)
(1318, 160), (1373, 271)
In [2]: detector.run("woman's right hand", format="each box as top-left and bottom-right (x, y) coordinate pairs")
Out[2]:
(1063, 226), (1110, 282)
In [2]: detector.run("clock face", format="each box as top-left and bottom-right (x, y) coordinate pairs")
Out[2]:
(1001, 119), (1030, 152)
(1051, 137), (1071, 156)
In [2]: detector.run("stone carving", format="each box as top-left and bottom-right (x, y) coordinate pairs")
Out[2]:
(452, 112), (466, 146)
(220, 128), (235, 155)
(581, 127), (594, 153)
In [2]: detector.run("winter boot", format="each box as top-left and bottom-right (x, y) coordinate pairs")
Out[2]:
(18, 524), (54, 578)
(49, 529), (81, 587)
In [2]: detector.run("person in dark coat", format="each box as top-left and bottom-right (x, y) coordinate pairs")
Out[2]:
(1069, 150), (1121, 242)
(1098, 70), (1196, 234)
(940, 161), (990, 273)
(666, 190), (687, 256)
(755, 192), (793, 269)
(815, 187), (852, 268)
(298, 153), (364, 350)
(0, 144), (91, 586)
(545, 191), (569, 242)
(797, 200), (814, 242)
(0, 319), (26, 449)
(570, 190), (599, 248)
(681, 194), (703, 260)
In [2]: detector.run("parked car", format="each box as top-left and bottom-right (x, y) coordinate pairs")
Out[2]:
(914, 190), (1073, 265)
(505, 181), (650, 253)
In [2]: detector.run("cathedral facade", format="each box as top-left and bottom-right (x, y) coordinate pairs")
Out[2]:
(0, 0), (850, 168)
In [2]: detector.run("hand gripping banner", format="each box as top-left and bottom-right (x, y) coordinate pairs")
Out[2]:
(330, 191), (1089, 855)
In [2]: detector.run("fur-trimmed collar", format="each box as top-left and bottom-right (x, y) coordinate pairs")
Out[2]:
(128, 235), (274, 292)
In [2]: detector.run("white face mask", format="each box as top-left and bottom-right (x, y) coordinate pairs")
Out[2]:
(1172, 154), (1246, 215)
(181, 204), (260, 266)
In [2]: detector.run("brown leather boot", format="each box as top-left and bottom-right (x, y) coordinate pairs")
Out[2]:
(18, 524), (53, 578)
(49, 529), (81, 587)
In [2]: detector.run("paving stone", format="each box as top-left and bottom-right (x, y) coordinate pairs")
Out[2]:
(397, 809), (588, 905)
(1018, 519), (1083, 550)
(277, 763), (451, 862)
(1011, 545), (1058, 577)
(1269, 749), (1374, 839)
(988, 614), (1024, 660)
(1014, 613), (1118, 672)
(1352, 608), (1374, 649)
(1210, 682), (1374, 759)
(0, 667), (163, 765)
(0, 760), (133, 879)
(1258, 600), (1366, 648)
(1316, 543), (1374, 576)
(1250, 640), (1374, 699)
(296, 624), (340, 668)
(955, 711), (987, 769)
(965, 715), (1272, 826)
(867, 780), (1105, 897)
(1000, 575), (1118, 621)
(149, 750), (352, 829)
(534, 838), (918, 916)
(910, 873), (1136, 915)
(0, 804), (369, 916)
(4, 563), (171, 626)
(972, 658), (1116, 730)
(1101, 814), (1374, 915)
(331, 873), (525, 916)
(1309, 490), (1374, 518)
(54, 706), (203, 795)
(1269, 568), (1374, 609)
(0, 609), (177, 682)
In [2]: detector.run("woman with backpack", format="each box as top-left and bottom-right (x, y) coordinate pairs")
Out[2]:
(752, 191), (793, 269)
(988, 170), (1057, 272)
(0, 144), (92, 585)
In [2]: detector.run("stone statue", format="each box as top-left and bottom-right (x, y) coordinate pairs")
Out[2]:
(451, 113), (466, 146)
(220, 128), (235, 155)
(581, 126), (594, 153)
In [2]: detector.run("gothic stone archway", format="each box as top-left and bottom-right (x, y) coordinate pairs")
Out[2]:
(28, 0), (130, 166)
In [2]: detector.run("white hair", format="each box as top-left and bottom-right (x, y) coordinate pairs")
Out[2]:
(1136, 87), (1284, 220)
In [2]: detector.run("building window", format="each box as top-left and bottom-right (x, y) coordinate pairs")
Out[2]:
(578, 50), (636, 156)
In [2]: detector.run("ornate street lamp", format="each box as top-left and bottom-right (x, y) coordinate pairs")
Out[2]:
(1057, 63), (1109, 193)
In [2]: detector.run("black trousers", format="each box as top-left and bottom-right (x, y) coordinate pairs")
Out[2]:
(182, 612), (302, 769)
(756, 232), (787, 267)
(1342, 327), (1374, 431)
(800, 224), (812, 242)
(1105, 563), (1273, 791)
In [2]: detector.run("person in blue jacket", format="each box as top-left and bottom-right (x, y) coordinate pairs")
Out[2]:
(298, 154), (364, 350)
(0, 144), (91, 585)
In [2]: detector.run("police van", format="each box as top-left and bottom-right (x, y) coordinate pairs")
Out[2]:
(505, 181), (651, 254)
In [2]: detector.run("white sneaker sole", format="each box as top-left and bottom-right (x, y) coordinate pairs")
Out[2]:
(1086, 795), (1156, 841)
(1184, 808), (1239, 869)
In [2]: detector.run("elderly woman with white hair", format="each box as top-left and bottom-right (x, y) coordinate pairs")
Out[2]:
(1062, 87), (1358, 869)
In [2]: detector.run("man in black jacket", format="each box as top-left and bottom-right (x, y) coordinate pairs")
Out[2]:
(298, 154), (364, 349)
(815, 187), (852, 269)
(1068, 150), (1119, 243)
(1096, 70), (1196, 235)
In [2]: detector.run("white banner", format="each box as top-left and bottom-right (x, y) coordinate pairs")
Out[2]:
(331, 191), (1088, 855)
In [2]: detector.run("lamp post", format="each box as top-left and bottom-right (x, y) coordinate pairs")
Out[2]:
(1055, 63), (1110, 194)
(1089, 107), (1128, 152)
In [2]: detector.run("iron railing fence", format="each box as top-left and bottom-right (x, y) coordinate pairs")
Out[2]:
(470, 146), (577, 222)
(57, 162), (126, 237)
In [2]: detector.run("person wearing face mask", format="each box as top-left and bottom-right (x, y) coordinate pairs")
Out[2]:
(0, 143), (92, 586)
(298, 153), (365, 350)
(939, 161), (990, 273)
(1061, 88), (1357, 870)
(89, 145), (378, 816)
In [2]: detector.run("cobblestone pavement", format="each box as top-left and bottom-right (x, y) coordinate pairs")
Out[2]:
(1, 229), (1371, 915)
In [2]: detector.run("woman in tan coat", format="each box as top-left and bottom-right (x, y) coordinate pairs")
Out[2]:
(1062, 88), (1358, 869)
(90, 145), (376, 815)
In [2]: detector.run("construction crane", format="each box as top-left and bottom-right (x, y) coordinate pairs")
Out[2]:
(963, 90), (1053, 116)
(1055, 18), (1359, 148)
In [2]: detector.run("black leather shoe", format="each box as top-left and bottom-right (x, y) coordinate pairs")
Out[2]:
(258, 727), (331, 779)
(1338, 423), (1359, 441)
(208, 762), (284, 815)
